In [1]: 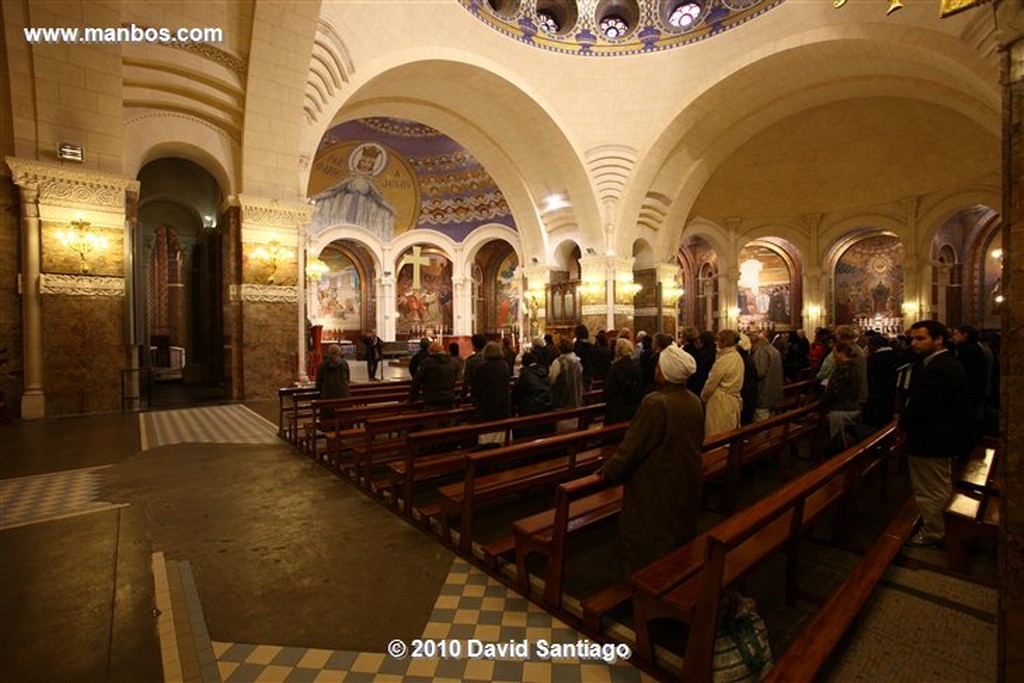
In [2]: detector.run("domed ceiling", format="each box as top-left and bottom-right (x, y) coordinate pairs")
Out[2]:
(307, 117), (514, 242)
(460, 0), (783, 56)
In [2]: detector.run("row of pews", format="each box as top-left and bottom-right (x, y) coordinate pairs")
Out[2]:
(274, 377), (992, 682)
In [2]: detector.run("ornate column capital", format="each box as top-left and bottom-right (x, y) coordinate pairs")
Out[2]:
(5, 156), (139, 213)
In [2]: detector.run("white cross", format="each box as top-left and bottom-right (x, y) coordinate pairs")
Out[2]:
(398, 245), (431, 289)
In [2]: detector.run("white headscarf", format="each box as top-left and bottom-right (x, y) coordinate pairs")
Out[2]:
(658, 344), (696, 384)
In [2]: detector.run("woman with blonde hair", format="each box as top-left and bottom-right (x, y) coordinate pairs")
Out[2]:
(700, 330), (745, 437)
(603, 338), (643, 424)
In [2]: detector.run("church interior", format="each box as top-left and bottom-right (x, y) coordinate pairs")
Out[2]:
(2, 0), (1022, 681)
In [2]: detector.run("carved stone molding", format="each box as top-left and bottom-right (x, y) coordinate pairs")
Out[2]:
(633, 307), (661, 317)
(39, 273), (125, 297)
(235, 194), (313, 232)
(124, 111), (240, 145)
(581, 304), (636, 316)
(229, 284), (299, 303)
(5, 157), (139, 210)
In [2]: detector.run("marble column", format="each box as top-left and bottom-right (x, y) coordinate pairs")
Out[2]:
(16, 186), (44, 419)
(996, 2), (1024, 677)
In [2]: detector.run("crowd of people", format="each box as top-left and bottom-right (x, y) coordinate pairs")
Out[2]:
(342, 318), (1000, 572)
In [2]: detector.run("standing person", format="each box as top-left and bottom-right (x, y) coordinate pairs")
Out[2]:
(315, 343), (351, 418)
(409, 342), (458, 410)
(700, 329), (745, 438)
(591, 330), (613, 384)
(512, 352), (554, 438)
(448, 342), (465, 382)
(900, 321), (969, 548)
(751, 332), (784, 421)
(819, 342), (862, 443)
(573, 324), (594, 390)
(951, 324), (989, 451)
(598, 344), (703, 573)
(501, 336), (518, 376)
(863, 335), (898, 427)
(362, 329), (384, 381)
(408, 337), (431, 378)
(835, 325), (868, 405)
(549, 338), (584, 422)
(461, 334), (487, 401)
(688, 330), (717, 396)
(542, 334), (558, 367)
(737, 333), (759, 426)
(472, 341), (512, 422)
(603, 338), (643, 425)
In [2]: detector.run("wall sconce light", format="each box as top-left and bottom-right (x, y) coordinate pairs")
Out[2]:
(662, 285), (685, 302)
(728, 306), (742, 321)
(56, 218), (107, 273)
(252, 240), (295, 285)
(578, 280), (603, 296)
(991, 248), (1003, 260)
(807, 304), (822, 317)
(994, 295), (1005, 304)
(901, 301), (920, 317)
(305, 256), (329, 283)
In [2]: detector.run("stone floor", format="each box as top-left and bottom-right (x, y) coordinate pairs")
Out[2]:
(0, 387), (999, 682)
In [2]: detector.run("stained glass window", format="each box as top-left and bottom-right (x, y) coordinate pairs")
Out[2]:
(669, 2), (702, 28)
(538, 12), (559, 33)
(600, 15), (628, 39)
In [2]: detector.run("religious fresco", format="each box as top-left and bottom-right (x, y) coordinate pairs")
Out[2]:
(314, 247), (361, 333)
(737, 244), (792, 328)
(396, 246), (453, 337)
(834, 235), (905, 328)
(308, 140), (419, 239)
(308, 118), (514, 244)
(495, 252), (520, 330)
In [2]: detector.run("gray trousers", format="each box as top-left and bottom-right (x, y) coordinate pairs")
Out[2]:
(907, 455), (952, 541)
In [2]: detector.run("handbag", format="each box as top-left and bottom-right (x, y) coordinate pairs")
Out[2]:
(712, 592), (773, 683)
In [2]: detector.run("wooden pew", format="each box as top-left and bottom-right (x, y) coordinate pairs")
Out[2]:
(310, 398), (423, 463)
(763, 496), (919, 683)
(774, 378), (821, 414)
(387, 403), (606, 515)
(425, 422), (631, 553)
(278, 386), (317, 443)
(505, 403), (824, 611)
(621, 423), (900, 675)
(944, 445), (1000, 573)
(353, 407), (476, 486)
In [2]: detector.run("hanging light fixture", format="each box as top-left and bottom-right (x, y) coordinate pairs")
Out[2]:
(56, 218), (108, 273)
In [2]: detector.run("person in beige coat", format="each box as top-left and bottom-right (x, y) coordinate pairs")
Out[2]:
(700, 329), (745, 437)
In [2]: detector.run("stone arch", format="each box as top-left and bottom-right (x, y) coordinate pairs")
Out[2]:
(461, 224), (523, 270)
(124, 115), (236, 195)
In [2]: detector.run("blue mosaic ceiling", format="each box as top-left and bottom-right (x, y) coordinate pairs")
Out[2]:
(460, 0), (784, 57)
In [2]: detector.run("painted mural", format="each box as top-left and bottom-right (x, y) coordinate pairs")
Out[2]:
(308, 118), (514, 243)
(308, 140), (420, 239)
(834, 235), (905, 328)
(314, 247), (361, 332)
(495, 252), (520, 330)
(396, 246), (453, 336)
(737, 244), (792, 328)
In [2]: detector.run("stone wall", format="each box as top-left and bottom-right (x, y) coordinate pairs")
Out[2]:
(41, 294), (126, 415)
(242, 300), (299, 399)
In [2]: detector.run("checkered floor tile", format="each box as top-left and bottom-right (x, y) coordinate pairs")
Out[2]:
(0, 466), (125, 530)
(214, 558), (652, 682)
(140, 404), (278, 451)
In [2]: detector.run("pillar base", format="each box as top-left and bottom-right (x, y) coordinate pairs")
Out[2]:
(20, 390), (45, 420)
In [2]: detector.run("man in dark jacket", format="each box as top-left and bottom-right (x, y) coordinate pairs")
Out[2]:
(599, 345), (703, 573)
(471, 342), (511, 422)
(410, 342), (458, 410)
(573, 324), (594, 390)
(408, 337), (431, 378)
(952, 324), (989, 451)
(900, 321), (969, 548)
(362, 329), (384, 381)
(315, 343), (350, 418)
(864, 335), (898, 427)
(512, 352), (554, 437)
(461, 334), (487, 401)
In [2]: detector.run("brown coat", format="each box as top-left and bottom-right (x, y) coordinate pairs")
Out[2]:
(600, 383), (705, 573)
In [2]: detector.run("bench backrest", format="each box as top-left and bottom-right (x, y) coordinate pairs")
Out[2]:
(680, 422), (899, 682)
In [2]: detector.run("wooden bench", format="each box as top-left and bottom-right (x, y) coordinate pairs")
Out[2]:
(352, 406), (476, 486)
(310, 398), (423, 463)
(577, 422), (899, 661)
(773, 378), (820, 414)
(389, 404), (606, 515)
(503, 403), (825, 611)
(762, 496), (919, 682)
(945, 445), (1000, 573)
(427, 423), (631, 553)
(278, 386), (318, 443)
(623, 423), (901, 671)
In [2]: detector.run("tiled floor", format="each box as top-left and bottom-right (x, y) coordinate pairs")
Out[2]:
(1, 396), (1001, 682)
(214, 559), (652, 683)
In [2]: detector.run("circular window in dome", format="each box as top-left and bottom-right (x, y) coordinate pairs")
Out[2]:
(668, 2), (702, 29)
(535, 0), (578, 36)
(595, 0), (640, 41)
(485, 0), (521, 20)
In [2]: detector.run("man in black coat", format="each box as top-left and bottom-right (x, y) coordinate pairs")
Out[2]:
(900, 320), (969, 548)
(410, 342), (459, 410)
(362, 329), (384, 381)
